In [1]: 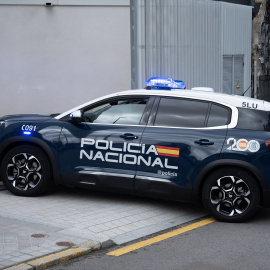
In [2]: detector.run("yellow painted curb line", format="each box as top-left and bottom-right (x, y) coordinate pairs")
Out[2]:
(107, 217), (216, 256)
(3, 218), (214, 269)
(4, 240), (101, 270)
(27, 248), (88, 269)
(3, 263), (32, 270)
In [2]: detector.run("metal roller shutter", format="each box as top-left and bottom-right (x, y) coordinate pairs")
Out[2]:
(223, 55), (244, 95)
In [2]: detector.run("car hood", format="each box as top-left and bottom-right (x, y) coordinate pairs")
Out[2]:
(0, 114), (53, 122)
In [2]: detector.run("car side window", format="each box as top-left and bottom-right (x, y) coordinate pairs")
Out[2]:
(82, 98), (148, 125)
(154, 97), (209, 128)
(207, 103), (230, 127)
(236, 108), (270, 131)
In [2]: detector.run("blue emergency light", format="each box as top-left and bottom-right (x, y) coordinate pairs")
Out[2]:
(145, 77), (186, 90)
(23, 131), (32, 135)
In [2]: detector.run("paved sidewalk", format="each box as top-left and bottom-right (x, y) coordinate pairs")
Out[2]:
(0, 184), (206, 269)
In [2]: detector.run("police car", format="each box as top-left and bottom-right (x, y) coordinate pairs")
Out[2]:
(1, 77), (270, 223)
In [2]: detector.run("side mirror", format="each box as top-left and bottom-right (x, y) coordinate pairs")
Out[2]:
(69, 110), (82, 124)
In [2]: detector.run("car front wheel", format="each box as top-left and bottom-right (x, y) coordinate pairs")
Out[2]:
(1, 145), (52, 196)
(202, 168), (260, 222)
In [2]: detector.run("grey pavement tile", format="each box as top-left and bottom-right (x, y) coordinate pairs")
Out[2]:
(16, 254), (35, 261)
(125, 215), (142, 222)
(3, 239), (17, 244)
(93, 224), (111, 231)
(0, 252), (19, 260)
(4, 243), (18, 249)
(48, 245), (67, 251)
(18, 251), (37, 260)
(0, 260), (14, 267)
(4, 249), (18, 254)
(2, 232), (16, 237)
(113, 218), (132, 226)
(18, 243), (32, 250)
(26, 251), (48, 258)
(132, 221), (149, 228)
(73, 223), (89, 229)
(0, 187), (205, 268)
(113, 213), (206, 245)
(85, 218), (105, 226)
(37, 242), (56, 249)
(117, 225), (137, 233)
(19, 247), (40, 255)
(102, 231), (118, 238)
(30, 239), (46, 246)
(4, 245), (18, 250)
(2, 233), (17, 237)
(102, 222), (118, 229)
(9, 256), (30, 263)
(87, 226), (104, 233)
(106, 227), (126, 236)
(17, 235), (31, 240)
(110, 220), (127, 227)
(133, 219), (153, 226)
(61, 227), (109, 242)
(17, 238), (31, 244)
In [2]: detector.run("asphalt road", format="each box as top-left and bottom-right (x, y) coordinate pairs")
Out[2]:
(48, 207), (270, 270)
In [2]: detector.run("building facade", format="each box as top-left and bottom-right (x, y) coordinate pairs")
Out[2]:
(1, 0), (267, 116)
(131, 0), (252, 96)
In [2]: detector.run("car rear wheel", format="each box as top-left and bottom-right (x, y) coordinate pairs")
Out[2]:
(202, 168), (260, 222)
(1, 145), (52, 196)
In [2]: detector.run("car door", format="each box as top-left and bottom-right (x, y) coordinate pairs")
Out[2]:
(58, 95), (154, 194)
(134, 96), (230, 201)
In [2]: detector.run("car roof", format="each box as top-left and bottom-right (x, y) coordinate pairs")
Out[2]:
(117, 89), (270, 111)
(55, 88), (270, 120)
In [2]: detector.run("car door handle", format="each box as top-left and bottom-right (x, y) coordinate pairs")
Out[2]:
(120, 133), (138, 140)
(194, 139), (214, 146)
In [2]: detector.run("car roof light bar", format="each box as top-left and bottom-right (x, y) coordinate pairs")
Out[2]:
(145, 77), (186, 90)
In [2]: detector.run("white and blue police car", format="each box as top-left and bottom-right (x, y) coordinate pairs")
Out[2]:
(1, 77), (270, 222)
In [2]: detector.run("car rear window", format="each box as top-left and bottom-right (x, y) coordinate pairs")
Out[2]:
(207, 103), (230, 127)
(154, 98), (209, 128)
(236, 108), (270, 131)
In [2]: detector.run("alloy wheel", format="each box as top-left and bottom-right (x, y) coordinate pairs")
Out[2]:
(210, 175), (251, 217)
(6, 153), (42, 191)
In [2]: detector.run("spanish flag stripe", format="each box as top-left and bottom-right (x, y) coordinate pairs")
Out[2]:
(156, 148), (179, 156)
(155, 145), (179, 151)
(158, 153), (179, 158)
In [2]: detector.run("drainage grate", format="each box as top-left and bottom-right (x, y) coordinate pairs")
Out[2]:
(31, 234), (48, 238)
(56, 241), (76, 247)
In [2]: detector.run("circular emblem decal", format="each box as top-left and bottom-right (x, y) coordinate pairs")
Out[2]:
(248, 140), (260, 152)
(237, 139), (248, 151)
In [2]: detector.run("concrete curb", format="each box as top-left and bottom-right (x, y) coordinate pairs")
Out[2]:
(3, 240), (108, 270)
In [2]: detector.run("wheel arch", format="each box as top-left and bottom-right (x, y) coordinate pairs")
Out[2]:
(192, 159), (267, 205)
(0, 136), (62, 184)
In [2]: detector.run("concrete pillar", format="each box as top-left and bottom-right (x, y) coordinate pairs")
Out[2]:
(252, 0), (270, 101)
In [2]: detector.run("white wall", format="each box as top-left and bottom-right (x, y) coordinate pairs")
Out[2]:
(0, 5), (131, 115)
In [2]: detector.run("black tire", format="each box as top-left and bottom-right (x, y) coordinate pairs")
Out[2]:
(1, 145), (52, 196)
(202, 168), (260, 222)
